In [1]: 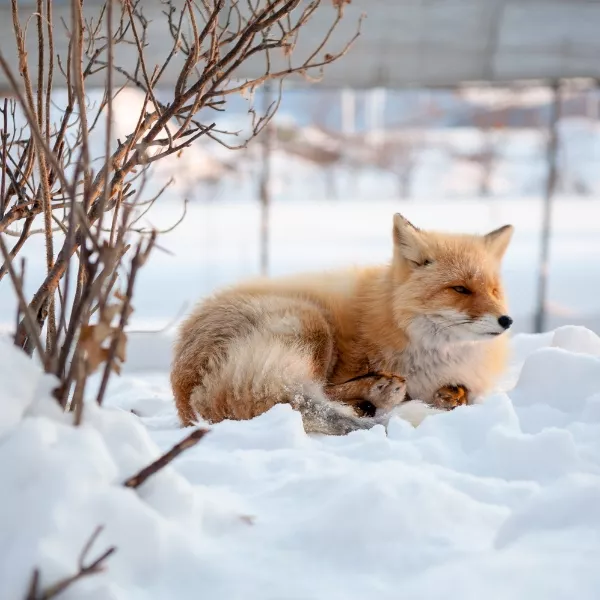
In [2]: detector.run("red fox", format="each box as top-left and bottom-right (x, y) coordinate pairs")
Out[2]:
(171, 213), (513, 435)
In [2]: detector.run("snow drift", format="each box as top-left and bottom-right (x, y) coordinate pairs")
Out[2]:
(1, 325), (600, 599)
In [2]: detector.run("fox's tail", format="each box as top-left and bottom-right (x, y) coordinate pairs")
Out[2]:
(181, 329), (375, 435)
(289, 385), (376, 435)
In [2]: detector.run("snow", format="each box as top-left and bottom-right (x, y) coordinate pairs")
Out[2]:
(2, 325), (600, 599)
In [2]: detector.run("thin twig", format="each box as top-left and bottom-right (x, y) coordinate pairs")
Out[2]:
(96, 231), (156, 406)
(0, 235), (45, 362)
(123, 428), (210, 489)
(26, 525), (116, 600)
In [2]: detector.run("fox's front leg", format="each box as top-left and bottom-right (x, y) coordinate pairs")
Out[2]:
(430, 384), (469, 410)
(325, 373), (407, 417)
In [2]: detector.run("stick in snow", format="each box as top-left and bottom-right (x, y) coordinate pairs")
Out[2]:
(25, 525), (116, 600)
(123, 428), (209, 489)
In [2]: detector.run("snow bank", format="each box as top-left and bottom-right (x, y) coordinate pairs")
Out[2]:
(2, 325), (600, 599)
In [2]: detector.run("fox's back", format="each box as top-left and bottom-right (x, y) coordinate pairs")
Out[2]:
(228, 267), (383, 334)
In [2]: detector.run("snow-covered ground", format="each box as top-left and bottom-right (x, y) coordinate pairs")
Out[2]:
(3, 324), (600, 599)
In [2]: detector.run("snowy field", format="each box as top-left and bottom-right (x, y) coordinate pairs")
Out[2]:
(3, 324), (600, 599)
(1, 196), (600, 336)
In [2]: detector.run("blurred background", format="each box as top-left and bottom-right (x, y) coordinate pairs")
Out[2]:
(2, 0), (600, 335)
(127, 82), (600, 335)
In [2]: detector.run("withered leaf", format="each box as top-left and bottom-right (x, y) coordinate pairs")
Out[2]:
(102, 303), (121, 323)
(92, 322), (112, 344)
(85, 346), (110, 375)
(79, 324), (94, 343)
(116, 331), (127, 363)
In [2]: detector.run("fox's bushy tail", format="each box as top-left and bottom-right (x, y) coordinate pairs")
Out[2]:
(183, 328), (374, 435)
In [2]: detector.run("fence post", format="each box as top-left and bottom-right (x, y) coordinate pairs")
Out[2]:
(534, 80), (561, 333)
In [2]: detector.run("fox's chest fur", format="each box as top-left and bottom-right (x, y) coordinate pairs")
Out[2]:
(373, 339), (484, 402)
(334, 317), (501, 404)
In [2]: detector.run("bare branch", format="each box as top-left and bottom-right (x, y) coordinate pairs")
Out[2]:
(123, 428), (210, 489)
(26, 525), (116, 600)
(0, 0), (359, 417)
(0, 234), (45, 362)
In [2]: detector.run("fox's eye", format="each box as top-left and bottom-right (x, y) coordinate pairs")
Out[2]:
(452, 285), (472, 295)
(410, 258), (432, 268)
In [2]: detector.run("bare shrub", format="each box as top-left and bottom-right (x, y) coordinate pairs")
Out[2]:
(0, 0), (360, 417)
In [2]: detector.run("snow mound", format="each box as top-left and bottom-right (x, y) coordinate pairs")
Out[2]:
(551, 325), (600, 356)
(2, 328), (600, 599)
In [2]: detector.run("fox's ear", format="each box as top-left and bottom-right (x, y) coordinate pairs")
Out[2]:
(393, 213), (429, 267)
(484, 224), (513, 260)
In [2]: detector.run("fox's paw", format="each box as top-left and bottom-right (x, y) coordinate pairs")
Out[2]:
(430, 384), (468, 410)
(326, 372), (407, 417)
(363, 373), (408, 412)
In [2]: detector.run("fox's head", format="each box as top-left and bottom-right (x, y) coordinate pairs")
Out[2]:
(391, 213), (514, 343)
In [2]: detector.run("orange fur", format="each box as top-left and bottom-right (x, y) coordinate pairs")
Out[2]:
(171, 213), (514, 434)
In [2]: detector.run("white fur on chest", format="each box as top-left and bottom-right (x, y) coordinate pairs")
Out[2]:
(374, 318), (489, 402)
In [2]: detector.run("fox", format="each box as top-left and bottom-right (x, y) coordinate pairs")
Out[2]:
(170, 213), (514, 435)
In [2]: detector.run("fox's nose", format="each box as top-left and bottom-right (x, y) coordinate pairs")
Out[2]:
(498, 315), (513, 330)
